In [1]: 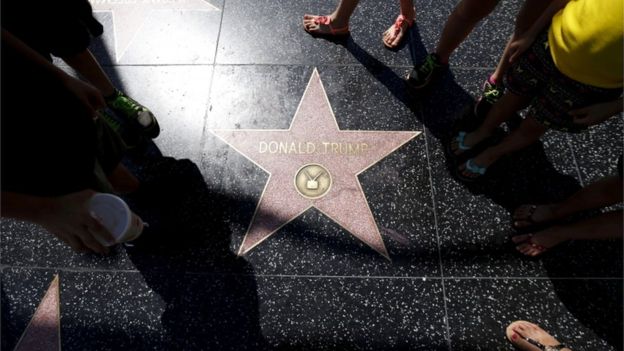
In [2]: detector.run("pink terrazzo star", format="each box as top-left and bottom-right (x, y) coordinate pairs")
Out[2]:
(211, 69), (420, 259)
(14, 275), (61, 351)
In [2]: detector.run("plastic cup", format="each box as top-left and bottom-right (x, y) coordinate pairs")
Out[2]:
(88, 193), (144, 246)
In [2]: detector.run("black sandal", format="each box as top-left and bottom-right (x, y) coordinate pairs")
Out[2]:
(522, 336), (567, 351)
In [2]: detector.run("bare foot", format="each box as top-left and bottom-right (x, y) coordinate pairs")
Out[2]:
(303, 14), (349, 36)
(513, 204), (559, 229)
(506, 321), (571, 351)
(512, 227), (567, 257)
(382, 12), (415, 49)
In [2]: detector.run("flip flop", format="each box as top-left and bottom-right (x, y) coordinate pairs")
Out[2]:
(512, 233), (550, 257)
(303, 15), (350, 36)
(383, 14), (415, 49)
(445, 130), (472, 159)
(454, 131), (471, 152)
(456, 158), (487, 182)
(506, 320), (568, 350)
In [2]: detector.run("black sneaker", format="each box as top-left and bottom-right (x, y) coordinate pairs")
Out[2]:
(405, 53), (448, 90)
(106, 90), (160, 139)
(474, 79), (504, 119)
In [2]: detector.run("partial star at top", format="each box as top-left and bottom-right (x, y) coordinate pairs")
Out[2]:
(211, 69), (421, 259)
(89, 0), (219, 61)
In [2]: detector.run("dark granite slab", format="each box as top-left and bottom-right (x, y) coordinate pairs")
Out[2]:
(446, 278), (623, 351)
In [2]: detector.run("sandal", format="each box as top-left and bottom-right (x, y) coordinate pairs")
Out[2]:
(382, 14), (415, 49)
(451, 131), (471, 154)
(303, 15), (350, 36)
(506, 320), (568, 351)
(456, 158), (487, 182)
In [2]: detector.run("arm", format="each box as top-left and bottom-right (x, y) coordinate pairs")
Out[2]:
(1, 190), (114, 254)
(2, 29), (106, 116)
(569, 97), (624, 126)
(508, 0), (571, 63)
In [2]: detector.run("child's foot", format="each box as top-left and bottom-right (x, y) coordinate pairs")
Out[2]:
(405, 53), (448, 90)
(506, 321), (570, 351)
(106, 90), (160, 139)
(382, 12), (415, 49)
(303, 14), (349, 36)
(512, 227), (567, 257)
(512, 204), (559, 229)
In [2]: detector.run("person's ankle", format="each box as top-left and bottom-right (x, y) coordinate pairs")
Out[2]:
(431, 51), (449, 65)
(487, 74), (500, 86)
(470, 129), (491, 143)
(401, 7), (416, 19)
(329, 13), (346, 24)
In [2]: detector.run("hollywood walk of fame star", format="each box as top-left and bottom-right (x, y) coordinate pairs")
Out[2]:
(89, 0), (219, 61)
(14, 275), (61, 351)
(211, 69), (420, 259)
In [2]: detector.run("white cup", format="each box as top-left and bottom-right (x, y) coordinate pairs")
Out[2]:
(88, 193), (144, 246)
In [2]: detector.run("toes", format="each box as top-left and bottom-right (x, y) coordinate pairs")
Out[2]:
(516, 243), (532, 254)
(392, 30), (404, 47)
(305, 23), (319, 32)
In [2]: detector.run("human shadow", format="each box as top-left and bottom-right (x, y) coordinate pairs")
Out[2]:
(121, 153), (270, 350)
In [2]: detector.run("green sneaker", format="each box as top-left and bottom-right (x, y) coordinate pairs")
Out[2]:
(97, 109), (142, 148)
(106, 90), (160, 139)
(405, 53), (448, 90)
(474, 79), (504, 119)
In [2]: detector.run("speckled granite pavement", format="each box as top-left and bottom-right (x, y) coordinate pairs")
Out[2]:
(2, 0), (622, 350)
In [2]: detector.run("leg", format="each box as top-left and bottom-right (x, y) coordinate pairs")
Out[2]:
(434, 0), (499, 63)
(513, 176), (623, 227)
(382, 0), (416, 48)
(476, 0), (551, 117)
(453, 91), (532, 154)
(398, 0), (415, 17)
(62, 49), (116, 97)
(303, 0), (359, 35)
(490, 0), (550, 83)
(553, 175), (623, 217)
(459, 115), (546, 178)
(514, 210), (623, 256)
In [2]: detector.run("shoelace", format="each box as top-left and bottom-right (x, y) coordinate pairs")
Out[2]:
(483, 88), (500, 102)
(111, 95), (143, 113)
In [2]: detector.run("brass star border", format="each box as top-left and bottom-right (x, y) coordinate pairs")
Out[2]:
(210, 69), (421, 259)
